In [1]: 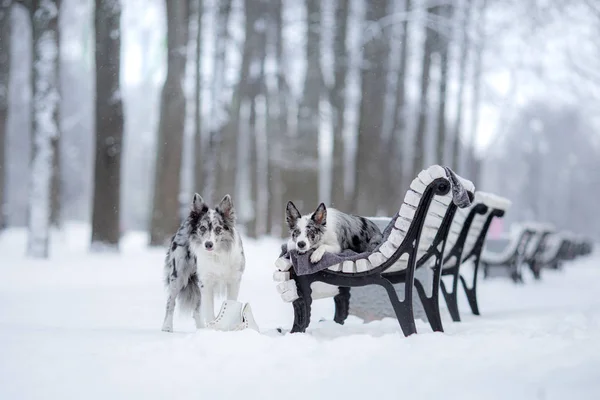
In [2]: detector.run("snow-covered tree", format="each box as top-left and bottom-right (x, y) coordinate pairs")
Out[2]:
(149, 0), (189, 246)
(26, 0), (60, 258)
(91, 0), (123, 250)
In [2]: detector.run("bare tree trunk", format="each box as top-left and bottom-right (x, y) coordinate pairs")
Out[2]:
(0, 0), (11, 231)
(51, 2), (60, 228)
(281, 0), (321, 214)
(412, 4), (440, 177)
(193, 0), (204, 194)
(466, 0), (487, 174)
(149, 0), (190, 246)
(451, 0), (472, 171)
(205, 0), (232, 205)
(229, 0), (264, 236)
(91, 0), (124, 250)
(269, 0), (287, 237)
(252, 6), (268, 237)
(214, 0), (237, 203)
(387, 0), (411, 214)
(353, 0), (390, 216)
(331, 0), (349, 210)
(27, 0), (60, 258)
(435, 4), (453, 164)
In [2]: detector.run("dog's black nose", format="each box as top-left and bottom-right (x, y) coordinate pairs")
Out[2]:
(297, 241), (306, 249)
(205, 241), (213, 250)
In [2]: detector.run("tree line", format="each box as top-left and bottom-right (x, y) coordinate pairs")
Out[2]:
(0, 0), (506, 258)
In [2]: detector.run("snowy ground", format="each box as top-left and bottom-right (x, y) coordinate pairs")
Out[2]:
(1, 224), (599, 400)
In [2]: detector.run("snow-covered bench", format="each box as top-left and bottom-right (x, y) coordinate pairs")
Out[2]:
(522, 223), (555, 279)
(274, 165), (474, 336)
(440, 191), (511, 321)
(481, 223), (551, 283)
(537, 232), (571, 270)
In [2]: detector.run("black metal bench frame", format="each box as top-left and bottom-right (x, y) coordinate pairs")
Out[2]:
(440, 206), (505, 321)
(288, 177), (461, 337)
(523, 230), (553, 280)
(482, 227), (536, 283)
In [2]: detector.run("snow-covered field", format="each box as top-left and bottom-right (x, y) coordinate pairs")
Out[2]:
(1, 224), (599, 400)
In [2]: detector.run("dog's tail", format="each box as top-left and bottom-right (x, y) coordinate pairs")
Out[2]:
(177, 273), (202, 312)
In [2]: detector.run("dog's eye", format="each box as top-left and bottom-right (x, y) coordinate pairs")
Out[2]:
(292, 229), (300, 238)
(308, 233), (315, 241)
(214, 227), (222, 234)
(199, 226), (207, 233)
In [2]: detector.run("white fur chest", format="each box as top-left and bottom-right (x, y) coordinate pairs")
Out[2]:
(193, 243), (245, 284)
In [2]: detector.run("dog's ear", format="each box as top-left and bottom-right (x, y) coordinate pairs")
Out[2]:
(191, 193), (208, 214)
(286, 201), (301, 230)
(216, 194), (236, 226)
(311, 203), (327, 226)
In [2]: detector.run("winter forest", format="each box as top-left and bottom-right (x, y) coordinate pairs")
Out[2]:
(1, 0), (600, 257)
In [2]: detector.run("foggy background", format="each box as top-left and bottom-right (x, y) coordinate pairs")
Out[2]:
(1, 0), (599, 256)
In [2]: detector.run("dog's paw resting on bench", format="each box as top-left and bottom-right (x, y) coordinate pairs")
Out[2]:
(310, 244), (340, 263)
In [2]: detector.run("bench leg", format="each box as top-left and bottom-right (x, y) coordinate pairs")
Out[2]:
(482, 262), (489, 279)
(376, 277), (417, 337)
(459, 275), (479, 316)
(510, 262), (523, 284)
(530, 260), (542, 280)
(460, 255), (482, 316)
(333, 287), (350, 325)
(440, 266), (461, 322)
(290, 276), (313, 333)
(414, 267), (444, 333)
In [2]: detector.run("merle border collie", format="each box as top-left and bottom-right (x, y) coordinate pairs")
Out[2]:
(285, 201), (382, 263)
(161, 194), (245, 332)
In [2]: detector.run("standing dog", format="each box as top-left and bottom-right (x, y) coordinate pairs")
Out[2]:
(285, 201), (382, 263)
(162, 194), (245, 332)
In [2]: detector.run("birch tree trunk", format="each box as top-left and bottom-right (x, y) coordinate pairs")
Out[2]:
(451, 0), (472, 171)
(353, 0), (390, 216)
(27, 0), (60, 258)
(0, 0), (11, 231)
(91, 0), (124, 250)
(331, 0), (349, 210)
(149, 0), (190, 246)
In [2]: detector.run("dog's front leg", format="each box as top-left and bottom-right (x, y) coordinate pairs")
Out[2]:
(200, 283), (215, 325)
(162, 293), (176, 332)
(227, 279), (241, 301)
(310, 244), (342, 263)
(193, 296), (203, 329)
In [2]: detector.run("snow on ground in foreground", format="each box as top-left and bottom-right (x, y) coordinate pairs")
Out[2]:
(1, 224), (600, 400)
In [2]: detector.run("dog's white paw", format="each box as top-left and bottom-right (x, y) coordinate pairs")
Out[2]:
(310, 247), (327, 263)
(161, 324), (173, 333)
